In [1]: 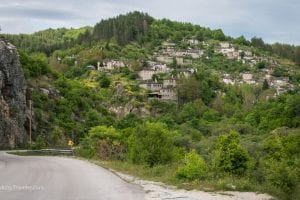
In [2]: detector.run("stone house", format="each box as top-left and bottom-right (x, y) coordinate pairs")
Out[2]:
(187, 49), (204, 59)
(220, 42), (230, 49)
(244, 51), (253, 57)
(271, 77), (289, 87)
(221, 74), (235, 85)
(163, 79), (176, 87)
(175, 57), (193, 65)
(139, 80), (163, 92)
(100, 60), (125, 70)
(177, 68), (196, 78)
(187, 39), (199, 46)
(152, 63), (170, 73)
(242, 73), (256, 84)
(229, 51), (240, 60)
(160, 86), (177, 101)
(222, 78), (235, 85)
(176, 57), (184, 65)
(157, 56), (173, 64)
(139, 69), (157, 80)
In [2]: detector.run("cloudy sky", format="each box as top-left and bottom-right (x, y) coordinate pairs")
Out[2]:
(0, 0), (299, 45)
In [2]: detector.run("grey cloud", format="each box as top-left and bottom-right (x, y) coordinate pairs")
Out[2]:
(0, 0), (299, 45)
(0, 6), (83, 20)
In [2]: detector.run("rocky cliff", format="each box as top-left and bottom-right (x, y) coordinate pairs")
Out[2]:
(0, 38), (27, 148)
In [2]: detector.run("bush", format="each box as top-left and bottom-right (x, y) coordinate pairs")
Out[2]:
(264, 159), (300, 200)
(78, 126), (123, 159)
(261, 131), (300, 199)
(127, 122), (176, 166)
(115, 113), (143, 129)
(176, 150), (207, 180)
(95, 139), (126, 161)
(19, 50), (49, 78)
(213, 131), (252, 175)
(77, 137), (95, 158)
(88, 126), (121, 140)
(97, 73), (111, 88)
(31, 135), (46, 150)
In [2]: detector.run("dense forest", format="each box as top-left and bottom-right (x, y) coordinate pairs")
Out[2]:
(92, 11), (154, 45)
(2, 11), (300, 200)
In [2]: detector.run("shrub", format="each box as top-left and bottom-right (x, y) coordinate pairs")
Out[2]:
(264, 159), (300, 200)
(31, 135), (46, 150)
(95, 139), (126, 161)
(78, 126), (123, 159)
(261, 132), (300, 199)
(115, 113), (143, 130)
(97, 74), (111, 88)
(19, 50), (49, 78)
(88, 126), (121, 140)
(176, 150), (207, 180)
(213, 131), (252, 175)
(127, 122), (176, 166)
(77, 137), (95, 158)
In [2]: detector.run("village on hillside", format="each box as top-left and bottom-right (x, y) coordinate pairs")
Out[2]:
(56, 38), (296, 101)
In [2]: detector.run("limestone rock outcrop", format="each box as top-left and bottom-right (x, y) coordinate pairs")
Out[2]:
(0, 38), (27, 148)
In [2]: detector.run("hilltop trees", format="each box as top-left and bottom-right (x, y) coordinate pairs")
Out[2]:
(213, 29), (226, 41)
(93, 11), (154, 45)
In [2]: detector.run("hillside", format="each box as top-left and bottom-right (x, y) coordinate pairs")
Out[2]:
(2, 12), (300, 200)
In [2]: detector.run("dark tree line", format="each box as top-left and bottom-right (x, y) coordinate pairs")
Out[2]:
(92, 11), (154, 45)
(251, 37), (300, 67)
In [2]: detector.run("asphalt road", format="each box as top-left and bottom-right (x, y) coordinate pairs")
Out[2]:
(0, 152), (145, 200)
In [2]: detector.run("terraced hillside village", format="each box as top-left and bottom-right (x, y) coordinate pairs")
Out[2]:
(2, 11), (300, 200)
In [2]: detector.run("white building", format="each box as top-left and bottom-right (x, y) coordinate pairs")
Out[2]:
(102, 60), (125, 70)
(187, 39), (199, 46)
(220, 42), (230, 49)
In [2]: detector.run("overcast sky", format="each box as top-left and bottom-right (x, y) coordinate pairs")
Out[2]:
(0, 0), (299, 45)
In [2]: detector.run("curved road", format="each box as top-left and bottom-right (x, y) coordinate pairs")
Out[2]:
(0, 152), (145, 200)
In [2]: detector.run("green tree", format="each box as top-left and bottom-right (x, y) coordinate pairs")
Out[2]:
(251, 37), (267, 50)
(235, 35), (250, 46)
(213, 131), (252, 175)
(178, 100), (207, 122)
(127, 122), (176, 166)
(213, 29), (226, 41)
(115, 113), (142, 129)
(19, 50), (49, 78)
